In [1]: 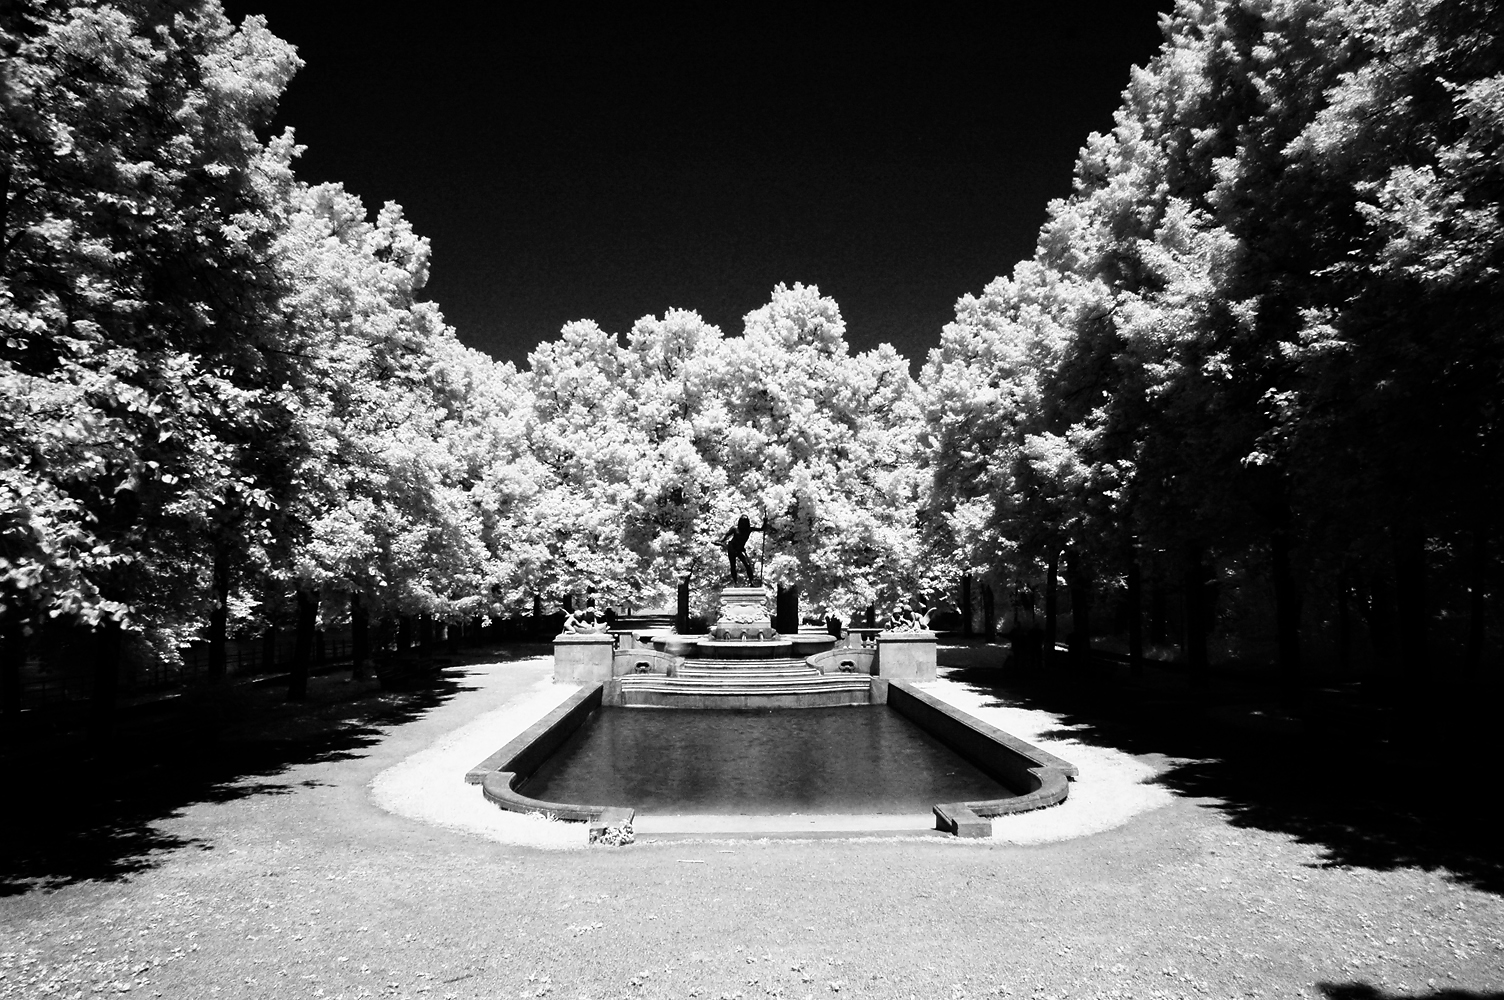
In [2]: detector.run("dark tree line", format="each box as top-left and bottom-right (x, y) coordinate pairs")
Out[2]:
(922, 0), (1504, 692)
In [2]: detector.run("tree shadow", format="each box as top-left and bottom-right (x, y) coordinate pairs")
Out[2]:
(1320, 983), (1504, 1000)
(0, 644), (542, 897)
(940, 657), (1504, 896)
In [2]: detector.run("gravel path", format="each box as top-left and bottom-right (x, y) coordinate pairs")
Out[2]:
(3, 648), (1502, 999)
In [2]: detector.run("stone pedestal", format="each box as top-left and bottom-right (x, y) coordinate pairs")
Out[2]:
(718, 586), (770, 614)
(713, 586), (775, 641)
(554, 632), (614, 683)
(876, 631), (937, 680)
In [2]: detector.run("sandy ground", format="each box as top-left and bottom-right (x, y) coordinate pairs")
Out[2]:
(915, 677), (1175, 845)
(368, 658), (588, 849)
(365, 657), (1171, 846)
(4, 645), (1503, 999)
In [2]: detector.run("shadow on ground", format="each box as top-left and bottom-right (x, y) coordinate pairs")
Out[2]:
(0, 643), (549, 897)
(938, 641), (1504, 896)
(1320, 984), (1504, 1000)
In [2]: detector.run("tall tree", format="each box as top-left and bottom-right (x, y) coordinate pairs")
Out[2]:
(2, 2), (301, 687)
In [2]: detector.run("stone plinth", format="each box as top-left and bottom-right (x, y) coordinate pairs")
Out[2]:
(711, 586), (775, 641)
(876, 630), (937, 680)
(554, 632), (615, 683)
(718, 586), (769, 612)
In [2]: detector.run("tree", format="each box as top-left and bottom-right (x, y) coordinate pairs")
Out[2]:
(923, 0), (1504, 689)
(2, 1), (301, 722)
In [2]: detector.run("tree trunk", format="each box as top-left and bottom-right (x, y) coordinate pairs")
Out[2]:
(677, 577), (691, 633)
(981, 582), (995, 639)
(1149, 575), (1168, 645)
(1271, 526), (1302, 700)
(1067, 549), (1092, 679)
(90, 619), (121, 752)
(1391, 522), (1428, 679)
(1466, 523), (1488, 678)
(775, 584), (799, 635)
(1044, 551), (1060, 671)
(207, 544), (229, 681)
(262, 624), (278, 674)
(1, 617), (23, 733)
(1336, 564), (1352, 678)
(1127, 553), (1144, 677)
(419, 613), (433, 652)
(960, 573), (973, 638)
(0, 159), (10, 273)
(1010, 623), (1040, 675)
(1364, 568), (1399, 688)
(288, 588), (317, 702)
(1182, 540), (1208, 689)
(397, 615), (413, 651)
(351, 592), (370, 681)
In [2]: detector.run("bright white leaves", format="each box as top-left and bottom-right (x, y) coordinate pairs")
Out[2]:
(521, 284), (925, 620)
(1, 3), (303, 636)
(274, 182), (529, 621)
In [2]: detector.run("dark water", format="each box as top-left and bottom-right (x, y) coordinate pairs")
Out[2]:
(521, 707), (1015, 814)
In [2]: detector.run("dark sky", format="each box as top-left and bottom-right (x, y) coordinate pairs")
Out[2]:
(223, 3), (1174, 371)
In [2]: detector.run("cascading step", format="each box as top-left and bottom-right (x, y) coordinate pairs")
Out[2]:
(616, 675), (873, 709)
(676, 667), (816, 678)
(677, 657), (810, 669)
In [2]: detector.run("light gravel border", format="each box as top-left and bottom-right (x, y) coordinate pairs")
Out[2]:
(368, 656), (590, 849)
(367, 654), (1171, 848)
(914, 676), (1174, 844)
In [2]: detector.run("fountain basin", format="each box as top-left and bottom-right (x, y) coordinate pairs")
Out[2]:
(468, 678), (1076, 837)
(692, 637), (793, 659)
(788, 631), (838, 656)
(523, 704), (1014, 817)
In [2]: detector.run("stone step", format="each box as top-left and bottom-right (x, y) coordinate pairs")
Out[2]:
(619, 677), (869, 693)
(676, 662), (814, 673)
(617, 678), (873, 709)
(674, 673), (817, 683)
(676, 667), (818, 673)
(676, 658), (810, 670)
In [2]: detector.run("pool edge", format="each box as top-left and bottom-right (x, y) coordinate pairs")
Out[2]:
(464, 678), (1076, 841)
(886, 680), (1078, 838)
(464, 683), (634, 841)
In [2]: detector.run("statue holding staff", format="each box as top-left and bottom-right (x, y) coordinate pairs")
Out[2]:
(718, 514), (765, 585)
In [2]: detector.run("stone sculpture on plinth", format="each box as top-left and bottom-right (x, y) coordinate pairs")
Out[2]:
(877, 602), (937, 680)
(712, 586), (778, 642)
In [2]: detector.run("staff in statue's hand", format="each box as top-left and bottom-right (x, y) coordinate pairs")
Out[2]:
(718, 514), (765, 585)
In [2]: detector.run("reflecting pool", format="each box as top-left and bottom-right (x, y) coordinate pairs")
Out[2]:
(521, 706), (1015, 814)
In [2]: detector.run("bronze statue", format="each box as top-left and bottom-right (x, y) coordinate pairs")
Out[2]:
(718, 514), (764, 584)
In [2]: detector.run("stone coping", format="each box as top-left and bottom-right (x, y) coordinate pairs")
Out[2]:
(691, 638), (793, 659)
(553, 631), (614, 645)
(464, 677), (1073, 841)
(878, 629), (939, 643)
(632, 813), (944, 836)
(464, 682), (633, 839)
(612, 647), (678, 675)
(886, 680), (1077, 838)
(805, 646), (877, 674)
(718, 586), (770, 604)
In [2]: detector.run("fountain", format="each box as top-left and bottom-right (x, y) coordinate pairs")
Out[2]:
(619, 584), (866, 708)
(467, 537), (1076, 838)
